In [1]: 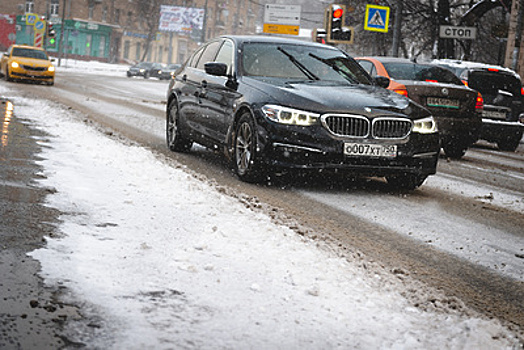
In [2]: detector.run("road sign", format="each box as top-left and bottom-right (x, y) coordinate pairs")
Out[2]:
(34, 32), (44, 48)
(263, 4), (301, 35)
(439, 25), (477, 40)
(25, 13), (39, 26)
(364, 5), (390, 33)
(34, 20), (46, 33)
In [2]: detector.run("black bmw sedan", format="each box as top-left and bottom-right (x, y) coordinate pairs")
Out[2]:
(166, 36), (440, 189)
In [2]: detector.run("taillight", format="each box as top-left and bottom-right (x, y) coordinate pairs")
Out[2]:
(475, 92), (484, 110)
(394, 89), (408, 97)
(521, 87), (524, 95)
(425, 79), (438, 83)
(488, 68), (499, 72)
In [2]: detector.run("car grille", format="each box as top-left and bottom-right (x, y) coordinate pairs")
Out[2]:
(322, 114), (412, 139)
(372, 118), (413, 139)
(323, 115), (369, 137)
(21, 65), (46, 72)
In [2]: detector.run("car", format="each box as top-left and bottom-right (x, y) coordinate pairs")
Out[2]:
(432, 59), (524, 151)
(126, 62), (164, 79)
(166, 35), (440, 189)
(356, 57), (483, 159)
(0, 44), (55, 85)
(159, 63), (181, 80)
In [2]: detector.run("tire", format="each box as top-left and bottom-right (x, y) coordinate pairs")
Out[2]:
(442, 143), (467, 159)
(497, 136), (521, 152)
(166, 100), (192, 152)
(233, 113), (264, 183)
(144, 72), (150, 79)
(4, 68), (11, 82)
(386, 174), (427, 191)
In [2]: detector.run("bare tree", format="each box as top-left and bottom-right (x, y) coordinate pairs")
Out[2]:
(134, 0), (164, 62)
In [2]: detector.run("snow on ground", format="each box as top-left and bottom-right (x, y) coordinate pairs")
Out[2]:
(1, 76), (521, 348)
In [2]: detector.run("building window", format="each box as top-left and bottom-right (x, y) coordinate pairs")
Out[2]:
(25, 0), (34, 13)
(102, 6), (108, 22)
(135, 42), (141, 61)
(124, 40), (130, 59)
(50, 0), (59, 16)
(115, 9), (120, 24)
(89, 4), (94, 20)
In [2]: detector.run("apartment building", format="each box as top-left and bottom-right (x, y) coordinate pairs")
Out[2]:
(1, 0), (259, 64)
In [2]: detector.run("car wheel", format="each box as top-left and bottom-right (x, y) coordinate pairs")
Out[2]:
(442, 143), (467, 159)
(386, 174), (427, 190)
(233, 113), (264, 182)
(497, 136), (521, 152)
(144, 72), (150, 79)
(166, 100), (192, 152)
(126, 72), (131, 77)
(5, 68), (11, 82)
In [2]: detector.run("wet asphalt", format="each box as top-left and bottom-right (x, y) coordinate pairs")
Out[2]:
(0, 97), (83, 349)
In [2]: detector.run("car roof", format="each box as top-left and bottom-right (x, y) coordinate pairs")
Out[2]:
(11, 44), (46, 51)
(357, 56), (417, 64)
(432, 59), (521, 80)
(219, 35), (339, 50)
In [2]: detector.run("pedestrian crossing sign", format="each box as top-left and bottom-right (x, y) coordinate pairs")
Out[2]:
(364, 4), (390, 33)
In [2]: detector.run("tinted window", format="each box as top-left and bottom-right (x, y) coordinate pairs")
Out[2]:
(358, 60), (375, 76)
(12, 47), (48, 60)
(188, 46), (205, 68)
(196, 41), (221, 70)
(383, 62), (462, 85)
(469, 71), (521, 97)
(241, 42), (372, 85)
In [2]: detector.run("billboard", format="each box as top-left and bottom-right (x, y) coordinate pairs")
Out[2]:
(159, 6), (204, 33)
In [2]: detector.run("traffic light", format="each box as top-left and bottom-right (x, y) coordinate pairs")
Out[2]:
(47, 22), (55, 38)
(313, 28), (327, 44)
(326, 4), (353, 44)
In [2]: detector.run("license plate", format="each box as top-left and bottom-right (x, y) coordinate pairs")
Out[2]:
(427, 97), (460, 109)
(344, 143), (397, 157)
(482, 110), (506, 120)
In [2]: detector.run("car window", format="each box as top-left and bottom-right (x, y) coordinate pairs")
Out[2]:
(469, 71), (521, 98)
(12, 47), (48, 60)
(241, 42), (372, 85)
(188, 46), (205, 68)
(196, 41), (221, 70)
(215, 40), (234, 73)
(383, 62), (462, 85)
(357, 60), (375, 76)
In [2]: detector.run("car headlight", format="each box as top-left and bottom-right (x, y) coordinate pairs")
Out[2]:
(262, 105), (320, 126)
(139, 69), (145, 72)
(10, 62), (19, 69)
(48, 66), (55, 72)
(413, 116), (438, 134)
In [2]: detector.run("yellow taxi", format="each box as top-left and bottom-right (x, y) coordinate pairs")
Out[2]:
(0, 44), (55, 85)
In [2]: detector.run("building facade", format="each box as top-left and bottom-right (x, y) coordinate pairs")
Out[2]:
(1, 0), (259, 64)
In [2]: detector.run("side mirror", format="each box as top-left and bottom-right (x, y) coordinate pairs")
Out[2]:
(205, 62), (228, 77)
(374, 76), (390, 89)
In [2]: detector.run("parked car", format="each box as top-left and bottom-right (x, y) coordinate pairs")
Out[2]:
(126, 62), (164, 79)
(356, 57), (483, 159)
(432, 59), (524, 151)
(159, 63), (181, 80)
(0, 44), (55, 85)
(166, 35), (440, 189)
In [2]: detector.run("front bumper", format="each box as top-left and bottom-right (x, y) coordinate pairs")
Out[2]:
(10, 67), (54, 82)
(255, 121), (440, 177)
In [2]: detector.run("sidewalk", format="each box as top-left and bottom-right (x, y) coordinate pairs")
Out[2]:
(0, 97), (81, 349)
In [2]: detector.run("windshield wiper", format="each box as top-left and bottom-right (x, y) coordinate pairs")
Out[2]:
(277, 47), (319, 81)
(308, 53), (358, 83)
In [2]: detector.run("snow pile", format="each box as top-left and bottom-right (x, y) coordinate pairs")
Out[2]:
(1, 89), (516, 348)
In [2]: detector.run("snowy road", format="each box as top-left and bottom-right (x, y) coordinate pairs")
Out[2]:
(1, 61), (523, 348)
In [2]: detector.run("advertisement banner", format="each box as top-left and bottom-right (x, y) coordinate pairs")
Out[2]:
(159, 6), (204, 33)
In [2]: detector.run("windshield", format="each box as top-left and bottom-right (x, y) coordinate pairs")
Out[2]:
(241, 43), (372, 85)
(383, 62), (462, 85)
(12, 47), (48, 60)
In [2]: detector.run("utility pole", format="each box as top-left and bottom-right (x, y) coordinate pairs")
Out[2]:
(504, 0), (524, 76)
(57, 0), (66, 66)
(391, 0), (403, 57)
